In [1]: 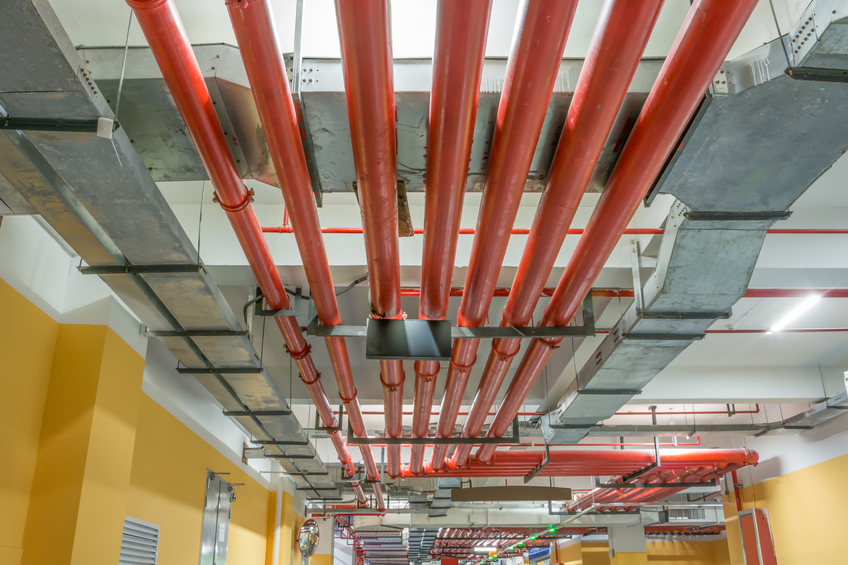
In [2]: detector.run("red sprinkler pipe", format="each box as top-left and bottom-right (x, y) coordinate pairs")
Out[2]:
(475, 0), (761, 465)
(401, 448), (758, 478)
(335, 0), (405, 478)
(409, 0), (493, 475)
(451, 0), (664, 469)
(430, 0), (580, 472)
(126, 0), (365, 500)
(226, 0), (382, 509)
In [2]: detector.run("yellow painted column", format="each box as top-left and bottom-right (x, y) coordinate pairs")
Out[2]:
(20, 325), (145, 565)
(0, 279), (59, 565)
(309, 517), (335, 565)
(608, 553), (647, 565)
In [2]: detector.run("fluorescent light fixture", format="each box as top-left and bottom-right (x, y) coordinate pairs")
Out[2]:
(769, 295), (821, 333)
(474, 548), (497, 553)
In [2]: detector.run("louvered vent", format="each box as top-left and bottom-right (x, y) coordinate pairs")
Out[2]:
(119, 517), (159, 565)
(667, 508), (706, 520)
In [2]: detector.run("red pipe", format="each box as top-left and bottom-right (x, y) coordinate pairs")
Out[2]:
(731, 469), (743, 512)
(410, 0), (493, 475)
(125, 0), (365, 501)
(398, 287), (848, 299)
(262, 225), (848, 237)
(430, 0), (580, 472)
(335, 0), (405, 477)
(225, 0), (381, 509)
(452, 0), (664, 469)
(400, 448), (758, 478)
(475, 0), (760, 465)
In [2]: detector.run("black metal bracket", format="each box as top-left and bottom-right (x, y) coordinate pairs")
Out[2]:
(287, 471), (330, 476)
(224, 409), (293, 417)
(312, 404), (343, 433)
(637, 310), (731, 321)
(79, 263), (204, 275)
(252, 286), (302, 317)
(265, 454), (318, 460)
(683, 210), (792, 222)
(524, 442), (550, 483)
(178, 366), (263, 374)
(576, 389), (643, 396)
(306, 292), (596, 340)
(596, 479), (717, 489)
(623, 333), (705, 341)
(1, 116), (101, 132)
(147, 330), (249, 337)
(785, 66), (848, 83)
(621, 438), (661, 483)
(254, 439), (310, 446)
(346, 417), (521, 445)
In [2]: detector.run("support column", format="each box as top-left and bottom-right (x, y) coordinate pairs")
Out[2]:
(554, 536), (583, 564)
(20, 325), (145, 565)
(310, 517), (335, 565)
(608, 524), (647, 565)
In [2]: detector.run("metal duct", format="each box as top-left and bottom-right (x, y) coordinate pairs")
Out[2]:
(543, 14), (848, 445)
(0, 0), (338, 497)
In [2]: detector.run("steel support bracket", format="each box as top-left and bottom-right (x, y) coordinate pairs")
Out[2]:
(683, 210), (792, 222)
(146, 329), (249, 337)
(224, 409), (293, 417)
(785, 66), (848, 83)
(1, 116), (101, 132)
(637, 310), (731, 320)
(623, 333), (705, 341)
(252, 286), (302, 317)
(178, 366), (264, 374)
(79, 263), (205, 275)
(347, 417), (521, 445)
(524, 442), (550, 483)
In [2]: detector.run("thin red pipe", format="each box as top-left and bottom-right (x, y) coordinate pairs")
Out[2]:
(410, 0), (493, 475)
(731, 470), (743, 512)
(475, 0), (761, 465)
(335, 0), (405, 478)
(226, 0), (380, 508)
(452, 0), (664, 469)
(706, 328), (848, 334)
(430, 0), (580, 472)
(125, 0), (365, 501)
(397, 287), (848, 299)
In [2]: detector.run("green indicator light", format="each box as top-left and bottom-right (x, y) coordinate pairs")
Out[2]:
(531, 536), (537, 540)
(518, 542), (523, 546)
(548, 526), (556, 533)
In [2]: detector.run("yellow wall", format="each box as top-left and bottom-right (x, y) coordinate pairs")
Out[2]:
(0, 278), (58, 565)
(127, 394), (274, 564)
(0, 279), (288, 565)
(728, 451), (848, 565)
(577, 539), (730, 565)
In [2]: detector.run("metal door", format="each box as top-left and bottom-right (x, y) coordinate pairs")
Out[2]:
(199, 471), (234, 565)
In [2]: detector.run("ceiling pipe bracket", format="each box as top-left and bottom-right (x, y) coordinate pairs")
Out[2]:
(785, 66), (848, 82)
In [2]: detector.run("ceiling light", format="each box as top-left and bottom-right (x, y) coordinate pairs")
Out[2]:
(769, 295), (820, 333)
(474, 548), (496, 553)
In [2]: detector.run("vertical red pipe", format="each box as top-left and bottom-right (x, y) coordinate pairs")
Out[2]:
(409, 0), (493, 475)
(126, 0), (367, 501)
(430, 0), (580, 471)
(335, 0), (404, 477)
(475, 0), (761, 464)
(450, 0), (665, 468)
(226, 0), (382, 510)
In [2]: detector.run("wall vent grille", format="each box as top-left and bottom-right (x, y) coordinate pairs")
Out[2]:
(119, 516), (159, 565)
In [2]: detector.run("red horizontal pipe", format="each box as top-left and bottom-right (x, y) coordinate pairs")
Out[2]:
(475, 0), (761, 465)
(347, 440), (701, 448)
(706, 328), (848, 334)
(261, 226), (847, 236)
(410, 0), (493, 475)
(126, 0), (365, 500)
(335, 0), (404, 478)
(226, 0), (379, 508)
(399, 287), (848, 300)
(400, 448), (758, 478)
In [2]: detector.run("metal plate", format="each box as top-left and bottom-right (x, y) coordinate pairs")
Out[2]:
(365, 319), (452, 361)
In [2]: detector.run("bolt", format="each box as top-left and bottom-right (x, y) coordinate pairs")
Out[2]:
(86, 60), (89, 63)
(211, 66), (215, 70)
